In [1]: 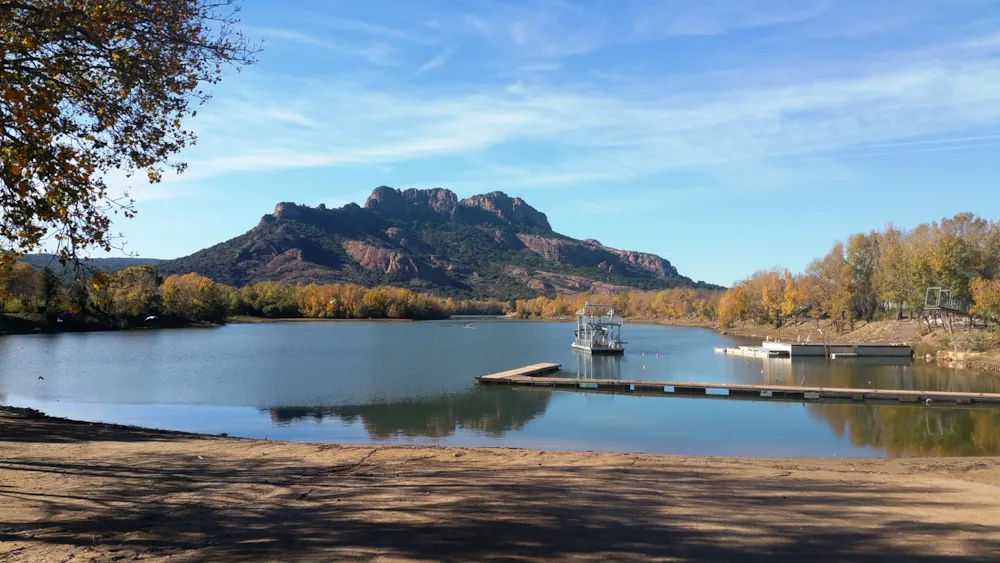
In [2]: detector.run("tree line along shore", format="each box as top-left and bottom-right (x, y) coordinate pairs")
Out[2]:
(0, 265), (507, 333)
(2, 214), (999, 357)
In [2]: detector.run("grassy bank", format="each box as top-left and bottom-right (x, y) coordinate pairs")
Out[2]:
(1, 406), (999, 561)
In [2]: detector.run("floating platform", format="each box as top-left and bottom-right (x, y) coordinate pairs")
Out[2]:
(717, 342), (912, 359)
(572, 342), (625, 355)
(761, 342), (912, 358)
(477, 363), (561, 381)
(475, 366), (1000, 406)
(714, 346), (787, 358)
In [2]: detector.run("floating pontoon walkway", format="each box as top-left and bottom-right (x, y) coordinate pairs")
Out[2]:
(714, 346), (786, 358)
(714, 342), (913, 359)
(476, 366), (1000, 406)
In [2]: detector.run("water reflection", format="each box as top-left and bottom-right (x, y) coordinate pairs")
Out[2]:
(267, 387), (551, 439)
(744, 357), (1000, 394)
(719, 356), (1000, 458)
(572, 352), (623, 379)
(6, 321), (1000, 458)
(808, 404), (1000, 458)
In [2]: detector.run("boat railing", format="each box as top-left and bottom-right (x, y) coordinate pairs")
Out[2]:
(576, 314), (623, 325)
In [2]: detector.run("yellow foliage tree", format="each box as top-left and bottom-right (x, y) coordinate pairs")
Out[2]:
(1, 0), (257, 266)
(162, 273), (227, 323)
(781, 270), (800, 321)
(970, 277), (1000, 323)
(759, 270), (784, 327)
(105, 266), (159, 323)
(0, 261), (36, 314)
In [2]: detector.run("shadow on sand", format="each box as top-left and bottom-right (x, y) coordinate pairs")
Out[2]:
(2, 412), (999, 561)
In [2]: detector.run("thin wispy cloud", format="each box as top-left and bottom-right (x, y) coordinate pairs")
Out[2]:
(813, 141), (1000, 161)
(416, 47), (456, 73)
(178, 28), (1000, 193)
(632, 0), (827, 39)
(843, 134), (1000, 150)
(464, 14), (491, 36)
(253, 26), (398, 65)
(318, 17), (436, 44)
(139, 1), (1000, 206)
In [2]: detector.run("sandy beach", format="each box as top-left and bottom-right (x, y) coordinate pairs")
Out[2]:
(2, 406), (1000, 562)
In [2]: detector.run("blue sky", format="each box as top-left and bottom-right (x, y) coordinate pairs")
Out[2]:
(113, 0), (1000, 286)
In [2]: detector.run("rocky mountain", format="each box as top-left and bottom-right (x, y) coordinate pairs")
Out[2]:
(157, 187), (719, 299)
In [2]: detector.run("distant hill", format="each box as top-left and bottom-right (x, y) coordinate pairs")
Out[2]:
(20, 254), (162, 278)
(157, 187), (721, 299)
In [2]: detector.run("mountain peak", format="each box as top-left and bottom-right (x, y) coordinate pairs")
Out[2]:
(362, 186), (551, 231)
(459, 191), (551, 231)
(364, 186), (459, 221)
(272, 202), (306, 220)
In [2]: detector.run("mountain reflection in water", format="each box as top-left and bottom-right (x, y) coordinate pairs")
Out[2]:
(267, 387), (551, 439)
(6, 321), (1000, 457)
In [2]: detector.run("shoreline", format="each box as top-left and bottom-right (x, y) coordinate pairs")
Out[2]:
(226, 315), (417, 324)
(2, 405), (999, 560)
(0, 315), (216, 336)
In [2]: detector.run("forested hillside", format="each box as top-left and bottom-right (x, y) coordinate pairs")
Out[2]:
(717, 213), (1000, 330)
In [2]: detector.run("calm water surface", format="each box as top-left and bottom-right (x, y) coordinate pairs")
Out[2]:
(2, 320), (999, 458)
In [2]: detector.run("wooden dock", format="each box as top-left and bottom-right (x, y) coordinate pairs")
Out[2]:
(475, 365), (1000, 406)
(477, 363), (561, 381)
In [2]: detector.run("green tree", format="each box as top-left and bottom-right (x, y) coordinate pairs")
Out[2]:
(873, 225), (907, 319)
(846, 232), (880, 321)
(65, 279), (90, 317)
(38, 266), (60, 311)
(831, 263), (856, 332)
(933, 234), (973, 304)
(1, 0), (257, 267)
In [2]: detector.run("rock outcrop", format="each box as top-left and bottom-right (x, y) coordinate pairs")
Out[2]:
(459, 191), (551, 231)
(515, 234), (679, 279)
(364, 187), (458, 221)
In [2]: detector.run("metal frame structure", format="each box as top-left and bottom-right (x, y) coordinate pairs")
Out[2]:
(571, 302), (625, 355)
(925, 287), (952, 310)
(924, 286), (974, 334)
(925, 287), (969, 313)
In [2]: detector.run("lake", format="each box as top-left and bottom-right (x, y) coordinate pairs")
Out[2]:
(2, 320), (999, 458)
